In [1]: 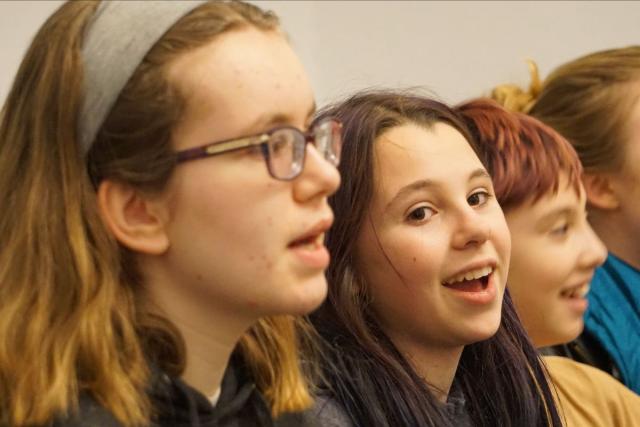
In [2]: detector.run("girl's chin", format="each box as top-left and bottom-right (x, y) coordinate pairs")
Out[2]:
(459, 319), (503, 345)
(271, 275), (328, 316)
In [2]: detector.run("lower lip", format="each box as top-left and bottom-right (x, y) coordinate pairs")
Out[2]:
(289, 243), (330, 269)
(443, 273), (497, 305)
(562, 295), (589, 313)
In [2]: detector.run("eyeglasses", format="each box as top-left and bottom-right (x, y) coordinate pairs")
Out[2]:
(174, 118), (342, 181)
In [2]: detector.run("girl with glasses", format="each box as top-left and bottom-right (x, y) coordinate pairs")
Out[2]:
(0, 1), (341, 426)
(310, 90), (562, 427)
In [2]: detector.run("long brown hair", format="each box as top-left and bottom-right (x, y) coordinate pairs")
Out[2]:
(311, 90), (562, 427)
(0, 1), (312, 425)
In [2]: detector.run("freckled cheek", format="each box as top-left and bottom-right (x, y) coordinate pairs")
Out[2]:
(242, 215), (280, 273)
(241, 240), (276, 271)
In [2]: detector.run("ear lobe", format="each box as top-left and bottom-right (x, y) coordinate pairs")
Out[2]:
(97, 180), (170, 255)
(582, 173), (620, 210)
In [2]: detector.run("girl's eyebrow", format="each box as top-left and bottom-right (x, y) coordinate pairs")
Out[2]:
(307, 101), (318, 120)
(304, 101), (318, 127)
(536, 205), (577, 230)
(469, 168), (491, 181)
(386, 179), (436, 211)
(242, 101), (318, 134)
(386, 168), (490, 210)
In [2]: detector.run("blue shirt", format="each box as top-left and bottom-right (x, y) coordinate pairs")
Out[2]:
(584, 253), (640, 393)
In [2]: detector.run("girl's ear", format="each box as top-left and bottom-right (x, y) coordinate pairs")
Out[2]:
(582, 172), (620, 210)
(97, 179), (170, 255)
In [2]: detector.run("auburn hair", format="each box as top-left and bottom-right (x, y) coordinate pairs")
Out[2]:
(456, 98), (583, 211)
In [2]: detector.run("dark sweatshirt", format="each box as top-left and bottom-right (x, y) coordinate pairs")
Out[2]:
(52, 359), (317, 427)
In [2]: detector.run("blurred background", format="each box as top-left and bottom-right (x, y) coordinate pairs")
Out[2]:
(1, 1), (639, 106)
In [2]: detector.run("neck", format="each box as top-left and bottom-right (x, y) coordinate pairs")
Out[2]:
(589, 210), (640, 270)
(141, 262), (256, 397)
(390, 334), (463, 403)
(176, 312), (248, 397)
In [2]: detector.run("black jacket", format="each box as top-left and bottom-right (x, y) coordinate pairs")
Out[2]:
(52, 358), (317, 427)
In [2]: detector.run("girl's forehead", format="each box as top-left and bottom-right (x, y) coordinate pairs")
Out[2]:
(170, 28), (312, 113)
(370, 123), (485, 209)
(374, 124), (481, 181)
(168, 28), (314, 148)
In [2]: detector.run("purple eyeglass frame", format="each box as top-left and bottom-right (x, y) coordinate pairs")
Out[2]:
(174, 118), (342, 181)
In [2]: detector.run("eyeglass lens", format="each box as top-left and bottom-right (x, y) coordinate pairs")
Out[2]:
(266, 120), (341, 180)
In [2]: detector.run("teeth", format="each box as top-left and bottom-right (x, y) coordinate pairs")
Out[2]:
(298, 233), (324, 250)
(303, 240), (318, 249)
(577, 284), (590, 298)
(443, 266), (493, 285)
(562, 284), (590, 299)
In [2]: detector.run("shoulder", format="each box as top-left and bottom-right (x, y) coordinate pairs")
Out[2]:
(273, 408), (324, 427)
(52, 394), (124, 427)
(543, 356), (640, 427)
(543, 336), (620, 379)
(310, 395), (354, 427)
(544, 355), (610, 385)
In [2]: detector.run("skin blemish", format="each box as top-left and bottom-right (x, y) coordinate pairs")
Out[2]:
(260, 254), (274, 270)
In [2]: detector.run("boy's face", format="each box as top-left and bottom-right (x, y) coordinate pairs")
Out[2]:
(505, 174), (606, 348)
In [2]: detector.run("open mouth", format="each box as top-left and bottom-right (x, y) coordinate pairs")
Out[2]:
(288, 232), (325, 250)
(560, 284), (589, 300)
(442, 266), (493, 292)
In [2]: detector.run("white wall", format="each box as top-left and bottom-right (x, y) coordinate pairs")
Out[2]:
(0, 0), (64, 103)
(253, 0), (640, 105)
(2, 1), (639, 106)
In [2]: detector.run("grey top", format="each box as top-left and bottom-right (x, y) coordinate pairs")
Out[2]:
(313, 388), (473, 427)
(313, 396), (354, 427)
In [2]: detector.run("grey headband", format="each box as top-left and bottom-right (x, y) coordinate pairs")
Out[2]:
(79, 0), (207, 154)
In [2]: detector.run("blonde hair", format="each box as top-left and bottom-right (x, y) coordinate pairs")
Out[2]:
(0, 1), (313, 425)
(491, 47), (640, 173)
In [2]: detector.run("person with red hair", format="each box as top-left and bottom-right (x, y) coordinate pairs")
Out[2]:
(457, 99), (640, 426)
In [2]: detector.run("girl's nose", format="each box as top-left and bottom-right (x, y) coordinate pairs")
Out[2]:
(292, 144), (341, 203)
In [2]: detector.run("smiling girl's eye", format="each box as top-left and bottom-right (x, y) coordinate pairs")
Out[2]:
(551, 222), (570, 236)
(468, 190), (490, 207)
(407, 206), (435, 222)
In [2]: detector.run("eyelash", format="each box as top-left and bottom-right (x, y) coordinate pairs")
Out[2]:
(406, 189), (492, 223)
(407, 206), (436, 223)
(467, 189), (492, 207)
(247, 144), (265, 156)
(551, 222), (571, 236)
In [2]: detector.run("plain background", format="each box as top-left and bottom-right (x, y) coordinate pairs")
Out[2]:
(1, 1), (639, 106)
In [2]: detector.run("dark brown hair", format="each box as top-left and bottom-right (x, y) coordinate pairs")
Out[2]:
(311, 90), (562, 427)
